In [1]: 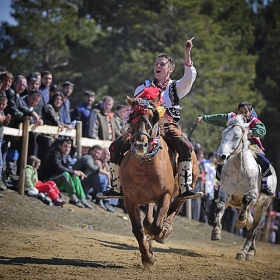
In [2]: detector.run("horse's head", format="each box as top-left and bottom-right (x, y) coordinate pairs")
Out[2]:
(215, 114), (250, 164)
(127, 89), (164, 160)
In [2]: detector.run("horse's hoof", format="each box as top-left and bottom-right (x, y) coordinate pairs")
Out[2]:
(245, 250), (255, 261)
(141, 254), (155, 267)
(154, 236), (168, 244)
(211, 230), (221, 240)
(236, 252), (246, 261)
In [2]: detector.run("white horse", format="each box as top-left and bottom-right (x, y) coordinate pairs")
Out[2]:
(212, 114), (277, 261)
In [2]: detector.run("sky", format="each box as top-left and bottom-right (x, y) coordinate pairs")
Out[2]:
(0, 0), (17, 25)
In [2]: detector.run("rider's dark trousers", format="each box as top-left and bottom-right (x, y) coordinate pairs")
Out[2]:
(109, 119), (193, 164)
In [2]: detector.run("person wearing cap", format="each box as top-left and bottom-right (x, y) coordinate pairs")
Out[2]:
(97, 38), (203, 201)
(59, 81), (74, 125)
(39, 70), (52, 104)
(71, 90), (96, 137)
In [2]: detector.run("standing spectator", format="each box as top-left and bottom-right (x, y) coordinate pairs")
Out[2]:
(11, 75), (27, 95)
(49, 84), (58, 98)
(39, 70), (52, 103)
(60, 81), (74, 126)
(0, 96), (11, 190)
(23, 84), (63, 163)
(24, 155), (66, 206)
(0, 71), (13, 96)
(73, 145), (114, 212)
(3, 74), (40, 178)
(40, 137), (93, 209)
(87, 96), (115, 140)
(19, 90), (44, 160)
(71, 90), (96, 136)
(46, 92), (68, 129)
(114, 104), (129, 138)
(24, 73), (41, 95)
(203, 152), (217, 225)
(192, 147), (206, 221)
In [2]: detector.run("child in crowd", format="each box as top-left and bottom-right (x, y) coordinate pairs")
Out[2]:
(24, 155), (66, 206)
(0, 95), (11, 190)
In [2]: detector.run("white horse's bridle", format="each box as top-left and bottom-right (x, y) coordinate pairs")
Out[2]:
(227, 124), (246, 158)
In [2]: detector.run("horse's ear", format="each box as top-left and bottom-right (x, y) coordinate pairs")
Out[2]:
(126, 96), (133, 107)
(153, 109), (160, 124)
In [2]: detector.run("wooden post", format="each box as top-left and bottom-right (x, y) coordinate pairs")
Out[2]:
(76, 121), (82, 159)
(18, 117), (30, 195)
(185, 200), (192, 219)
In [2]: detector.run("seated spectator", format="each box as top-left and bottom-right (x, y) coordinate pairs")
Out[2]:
(40, 137), (93, 209)
(87, 96), (115, 140)
(24, 155), (66, 206)
(71, 90), (96, 136)
(73, 145), (115, 212)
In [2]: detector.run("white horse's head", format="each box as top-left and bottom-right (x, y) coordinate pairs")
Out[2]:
(215, 115), (250, 164)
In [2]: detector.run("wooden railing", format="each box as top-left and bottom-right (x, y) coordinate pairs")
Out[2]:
(3, 119), (111, 195)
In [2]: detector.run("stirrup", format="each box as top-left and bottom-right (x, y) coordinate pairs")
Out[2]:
(96, 188), (124, 199)
(179, 187), (204, 201)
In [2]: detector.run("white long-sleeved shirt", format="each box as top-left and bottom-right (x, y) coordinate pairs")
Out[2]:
(134, 65), (197, 108)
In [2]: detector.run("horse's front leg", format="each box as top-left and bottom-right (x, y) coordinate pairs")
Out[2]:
(236, 190), (257, 229)
(151, 193), (171, 236)
(124, 197), (154, 267)
(151, 194), (171, 240)
(211, 200), (226, 240)
(143, 203), (155, 237)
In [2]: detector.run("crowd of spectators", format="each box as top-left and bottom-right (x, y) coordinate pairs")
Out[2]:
(0, 70), (128, 212)
(0, 69), (279, 243)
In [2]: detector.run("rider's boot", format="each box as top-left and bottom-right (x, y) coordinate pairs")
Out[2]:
(214, 181), (220, 202)
(96, 163), (124, 199)
(178, 161), (203, 200)
(260, 177), (274, 197)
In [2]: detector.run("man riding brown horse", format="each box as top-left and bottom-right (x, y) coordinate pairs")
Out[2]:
(97, 38), (203, 201)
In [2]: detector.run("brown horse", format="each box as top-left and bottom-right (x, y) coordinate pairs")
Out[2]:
(120, 94), (199, 266)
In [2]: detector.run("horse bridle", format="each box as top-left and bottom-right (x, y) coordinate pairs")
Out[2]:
(130, 106), (162, 162)
(227, 124), (246, 158)
(131, 114), (155, 140)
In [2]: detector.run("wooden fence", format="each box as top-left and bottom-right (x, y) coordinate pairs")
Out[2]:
(3, 118), (193, 219)
(3, 119), (111, 195)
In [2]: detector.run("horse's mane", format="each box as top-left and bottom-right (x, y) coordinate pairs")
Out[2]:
(227, 114), (247, 127)
(226, 114), (259, 158)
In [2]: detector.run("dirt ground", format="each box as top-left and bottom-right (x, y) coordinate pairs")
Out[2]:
(0, 189), (279, 280)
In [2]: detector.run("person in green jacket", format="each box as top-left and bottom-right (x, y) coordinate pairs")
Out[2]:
(24, 155), (66, 206)
(196, 101), (274, 200)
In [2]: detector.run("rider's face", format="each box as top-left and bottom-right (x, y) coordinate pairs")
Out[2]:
(154, 57), (173, 82)
(238, 106), (251, 119)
